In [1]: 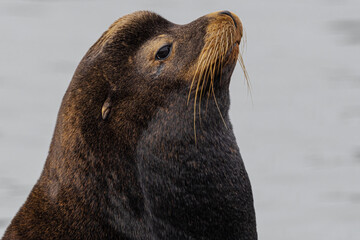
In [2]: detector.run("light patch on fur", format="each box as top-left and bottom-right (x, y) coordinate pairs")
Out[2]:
(134, 35), (175, 78)
(88, 11), (151, 56)
(48, 180), (60, 203)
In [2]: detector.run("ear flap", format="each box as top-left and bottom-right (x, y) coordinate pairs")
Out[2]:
(101, 96), (112, 120)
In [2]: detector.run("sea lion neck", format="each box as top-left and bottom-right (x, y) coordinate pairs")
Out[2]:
(136, 85), (231, 148)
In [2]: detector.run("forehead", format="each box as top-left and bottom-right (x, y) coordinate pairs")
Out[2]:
(102, 12), (171, 48)
(87, 11), (209, 68)
(97, 11), (209, 49)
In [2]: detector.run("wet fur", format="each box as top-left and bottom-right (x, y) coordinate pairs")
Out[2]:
(2, 11), (257, 240)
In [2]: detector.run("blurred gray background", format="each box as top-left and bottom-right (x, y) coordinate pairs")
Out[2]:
(1, 0), (359, 239)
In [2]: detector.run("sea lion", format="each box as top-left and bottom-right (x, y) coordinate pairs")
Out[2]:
(2, 10), (257, 240)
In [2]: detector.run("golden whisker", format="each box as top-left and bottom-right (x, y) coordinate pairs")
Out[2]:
(191, 36), (218, 142)
(240, 25), (247, 54)
(208, 28), (229, 129)
(210, 76), (228, 129)
(193, 52), (210, 134)
(199, 41), (217, 98)
(199, 35), (221, 117)
(187, 50), (207, 104)
(198, 49), (214, 127)
(206, 30), (224, 111)
(190, 20), (249, 142)
(216, 28), (225, 85)
(195, 41), (217, 130)
(237, 25), (251, 97)
(203, 54), (216, 113)
(200, 29), (221, 98)
(238, 55), (250, 88)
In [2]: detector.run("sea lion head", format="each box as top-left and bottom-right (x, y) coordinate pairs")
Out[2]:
(60, 10), (246, 151)
(48, 9), (248, 193)
(49, 7), (247, 221)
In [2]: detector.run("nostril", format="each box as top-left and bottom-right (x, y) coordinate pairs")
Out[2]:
(219, 10), (237, 28)
(220, 10), (231, 16)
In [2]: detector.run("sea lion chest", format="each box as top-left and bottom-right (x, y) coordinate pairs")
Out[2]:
(135, 95), (256, 239)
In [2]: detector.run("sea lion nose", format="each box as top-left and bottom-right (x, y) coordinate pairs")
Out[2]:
(219, 10), (237, 28)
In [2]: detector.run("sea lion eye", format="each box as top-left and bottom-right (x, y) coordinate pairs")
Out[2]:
(155, 44), (172, 60)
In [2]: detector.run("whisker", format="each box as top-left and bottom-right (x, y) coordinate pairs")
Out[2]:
(200, 37), (220, 100)
(187, 51), (208, 104)
(211, 78), (228, 129)
(197, 42), (216, 131)
(237, 54), (251, 94)
(240, 25), (247, 54)
(190, 20), (248, 142)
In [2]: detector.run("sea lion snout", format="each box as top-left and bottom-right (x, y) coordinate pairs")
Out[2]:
(220, 10), (238, 27)
(207, 10), (243, 40)
(188, 11), (245, 92)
